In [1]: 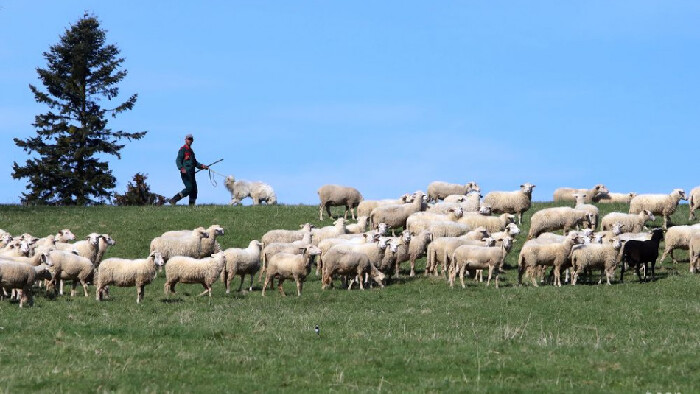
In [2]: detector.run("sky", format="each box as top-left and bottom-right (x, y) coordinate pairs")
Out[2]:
(1, 1), (699, 205)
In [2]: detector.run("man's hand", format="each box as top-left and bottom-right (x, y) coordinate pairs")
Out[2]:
(202, 165), (209, 170)
(180, 168), (186, 174)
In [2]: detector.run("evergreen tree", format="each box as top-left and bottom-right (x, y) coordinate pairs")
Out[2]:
(12, 14), (146, 205)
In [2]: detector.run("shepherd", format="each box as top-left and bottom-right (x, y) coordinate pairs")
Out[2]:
(169, 133), (209, 206)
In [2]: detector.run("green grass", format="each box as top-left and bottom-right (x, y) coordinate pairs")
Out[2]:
(0, 203), (698, 392)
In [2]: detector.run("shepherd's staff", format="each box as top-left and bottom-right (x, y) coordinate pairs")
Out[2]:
(196, 158), (226, 187)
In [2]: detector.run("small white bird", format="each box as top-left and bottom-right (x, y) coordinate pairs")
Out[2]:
(314, 325), (320, 336)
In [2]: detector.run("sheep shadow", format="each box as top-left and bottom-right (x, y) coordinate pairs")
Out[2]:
(160, 298), (184, 304)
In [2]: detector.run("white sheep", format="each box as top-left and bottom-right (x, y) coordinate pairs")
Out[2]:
(657, 224), (700, 265)
(164, 252), (226, 297)
(261, 223), (314, 247)
(600, 210), (655, 233)
(449, 243), (508, 288)
(629, 189), (687, 229)
(345, 216), (370, 234)
(426, 221), (471, 238)
(0, 238), (31, 258)
(96, 252), (165, 303)
(221, 240), (263, 293)
(224, 175), (277, 205)
(0, 261), (53, 307)
(527, 208), (593, 239)
(688, 186), (700, 221)
(55, 233), (102, 263)
(553, 184), (609, 203)
(47, 250), (94, 297)
(518, 232), (582, 287)
(406, 207), (463, 235)
(427, 181), (480, 203)
(689, 233), (700, 273)
(596, 192), (637, 204)
(458, 213), (515, 233)
(149, 229), (210, 263)
(425, 229), (491, 276)
(570, 238), (623, 285)
(317, 184), (364, 220)
(430, 191), (483, 214)
(161, 226), (222, 258)
(321, 249), (386, 290)
(369, 191), (426, 232)
(483, 183), (536, 225)
(262, 247), (320, 296)
(357, 194), (413, 218)
(311, 218), (348, 245)
(405, 230), (433, 277)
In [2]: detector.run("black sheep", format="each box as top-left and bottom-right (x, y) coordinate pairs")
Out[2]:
(620, 228), (664, 282)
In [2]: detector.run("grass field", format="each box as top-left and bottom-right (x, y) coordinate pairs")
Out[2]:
(0, 203), (698, 393)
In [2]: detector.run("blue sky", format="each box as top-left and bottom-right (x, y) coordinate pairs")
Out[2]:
(1, 1), (698, 205)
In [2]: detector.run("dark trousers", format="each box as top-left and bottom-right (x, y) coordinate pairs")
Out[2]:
(179, 170), (198, 204)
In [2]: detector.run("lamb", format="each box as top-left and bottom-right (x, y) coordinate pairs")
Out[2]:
(427, 181), (479, 202)
(688, 186), (700, 220)
(620, 228), (664, 282)
(311, 218), (347, 245)
(449, 242), (508, 288)
(221, 240), (263, 293)
(600, 210), (655, 233)
(553, 184), (609, 203)
(458, 213), (515, 233)
(321, 249), (386, 290)
(357, 194), (413, 218)
(164, 252), (226, 297)
(573, 193), (599, 230)
(596, 192), (637, 204)
(262, 247), (320, 296)
(518, 232), (582, 287)
(527, 208), (593, 239)
(345, 216), (369, 234)
(149, 228), (210, 263)
(570, 238), (623, 285)
(261, 223), (314, 247)
(47, 250), (94, 297)
(688, 233), (700, 273)
(317, 184), (363, 220)
(0, 261), (53, 307)
(483, 183), (536, 225)
(224, 175), (277, 205)
(96, 252), (165, 303)
(629, 189), (687, 229)
(369, 191), (426, 232)
(657, 224), (700, 265)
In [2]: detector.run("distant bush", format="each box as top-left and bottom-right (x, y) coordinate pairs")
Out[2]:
(114, 173), (166, 206)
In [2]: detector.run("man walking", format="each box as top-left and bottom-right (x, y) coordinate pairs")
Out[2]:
(169, 134), (209, 206)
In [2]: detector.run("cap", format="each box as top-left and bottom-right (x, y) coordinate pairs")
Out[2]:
(185, 133), (194, 140)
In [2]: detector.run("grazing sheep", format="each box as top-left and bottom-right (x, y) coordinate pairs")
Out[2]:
(321, 249), (386, 290)
(326, 238), (390, 271)
(96, 252), (165, 303)
(262, 248), (320, 296)
(629, 189), (687, 229)
(527, 208), (593, 239)
(600, 210), (655, 233)
(221, 240), (263, 293)
(449, 243), (508, 288)
(406, 207), (463, 235)
(458, 213), (515, 233)
(311, 218), (348, 245)
(318, 234), (377, 268)
(357, 194), (413, 218)
(427, 181), (480, 203)
(430, 191), (483, 214)
(47, 250), (94, 297)
(483, 183), (536, 225)
(224, 175), (277, 205)
(317, 184), (363, 220)
(596, 192), (637, 204)
(688, 233), (700, 273)
(570, 238), (623, 285)
(0, 261), (53, 307)
(149, 229), (210, 263)
(573, 193), (599, 230)
(620, 228), (664, 282)
(369, 191), (426, 232)
(164, 252), (226, 297)
(261, 223), (314, 247)
(518, 232), (582, 287)
(689, 186), (700, 221)
(405, 230), (433, 277)
(346, 216), (370, 234)
(426, 221), (471, 238)
(426, 232), (492, 277)
(657, 224), (700, 265)
(553, 184), (609, 203)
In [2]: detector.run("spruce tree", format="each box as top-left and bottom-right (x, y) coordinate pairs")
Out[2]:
(12, 14), (146, 205)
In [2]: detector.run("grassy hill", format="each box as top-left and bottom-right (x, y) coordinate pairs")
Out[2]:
(0, 203), (698, 392)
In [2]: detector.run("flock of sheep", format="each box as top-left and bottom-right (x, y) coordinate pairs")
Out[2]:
(2, 181), (700, 307)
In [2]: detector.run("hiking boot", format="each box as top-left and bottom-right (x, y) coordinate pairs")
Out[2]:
(169, 193), (184, 205)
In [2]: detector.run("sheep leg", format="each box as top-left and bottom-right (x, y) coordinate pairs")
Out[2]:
(344, 205), (350, 220)
(137, 285), (144, 303)
(277, 278), (286, 296)
(460, 265), (467, 289)
(59, 279), (64, 296)
(486, 266), (493, 287)
(530, 266), (539, 287)
(409, 256), (416, 277)
(553, 266), (561, 287)
(71, 280), (77, 297)
(237, 273), (245, 292)
(81, 279), (89, 297)
(319, 204), (324, 220)
(295, 276), (303, 296)
(262, 275), (270, 296)
(325, 204), (334, 220)
(198, 284), (212, 297)
(248, 274), (254, 291)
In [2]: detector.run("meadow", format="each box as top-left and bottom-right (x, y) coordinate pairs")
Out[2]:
(0, 202), (698, 393)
